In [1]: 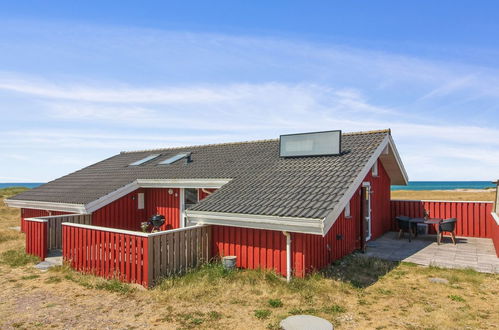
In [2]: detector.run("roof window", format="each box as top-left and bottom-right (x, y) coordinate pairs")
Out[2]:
(159, 153), (191, 165)
(129, 154), (161, 166)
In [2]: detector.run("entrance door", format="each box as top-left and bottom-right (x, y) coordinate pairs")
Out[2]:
(360, 183), (372, 251)
(180, 188), (199, 227)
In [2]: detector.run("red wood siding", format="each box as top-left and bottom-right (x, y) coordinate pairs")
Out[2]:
(366, 159), (392, 240)
(25, 220), (47, 260)
(212, 226), (288, 276)
(62, 224), (149, 287)
(92, 189), (146, 231)
(212, 159), (393, 277)
(145, 188), (180, 230)
(21, 208), (69, 232)
(390, 200), (495, 238)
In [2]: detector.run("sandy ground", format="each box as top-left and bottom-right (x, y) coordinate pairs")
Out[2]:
(391, 189), (496, 202)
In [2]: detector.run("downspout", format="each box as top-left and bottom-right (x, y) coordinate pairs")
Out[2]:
(282, 231), (292, 282)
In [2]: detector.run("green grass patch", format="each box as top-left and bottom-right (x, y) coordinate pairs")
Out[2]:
(268, 298), (283, 308)
(21, 274), (40, 280)
(322, 304), (346, 314)
(322, 254), (398, 288)
(94, 278), (135, 294)
(254, 309), (272, 319)
(0, 187), (29, 199)
(448, 294), (465, 302)
(45, 276), (62, 284)
(0, 248), (39, 267)
(0, 232), (19, 244)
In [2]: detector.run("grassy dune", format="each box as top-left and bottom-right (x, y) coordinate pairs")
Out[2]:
(0, 187), (498, 329)
(392, 189), (495, 202)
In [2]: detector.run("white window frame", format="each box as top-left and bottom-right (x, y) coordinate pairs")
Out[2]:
(372, 160), (378, 177)
(344, 200), (351, 218)
(137, 193), (144, 210)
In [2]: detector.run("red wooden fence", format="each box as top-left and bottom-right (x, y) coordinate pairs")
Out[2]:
(62, 223), (212, 287)
(62, 223), (150, 286)
(24, 218), (47, 260)
(390, 200), (495, 238)
(491, 213), (499, 257)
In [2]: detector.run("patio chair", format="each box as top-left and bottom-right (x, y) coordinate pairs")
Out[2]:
(396, 216), (413, 242)
(438, 218), (457, 245)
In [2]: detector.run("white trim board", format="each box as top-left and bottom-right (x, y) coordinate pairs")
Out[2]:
(322, 135), (391, 235)
(7, 178), (231, 214)
(491, 212), (499, 226)
(4, 199), (86, 213)
(186, 210), (324, 235)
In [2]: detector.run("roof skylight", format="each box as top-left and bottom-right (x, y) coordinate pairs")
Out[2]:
(159, 153), (190, 165)
(129, 154), (161, 166)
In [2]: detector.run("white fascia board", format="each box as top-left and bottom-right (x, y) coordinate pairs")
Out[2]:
(186, 210), (324, 235)
(491, 212), (499, 226)
(4, 199), (86, 213)
(137, 178), (231, 189)
(85, 178), (231, 213)
(322, 135), (390, 235)
(85, 181), (140, 213)
(388, 135), (409, 185)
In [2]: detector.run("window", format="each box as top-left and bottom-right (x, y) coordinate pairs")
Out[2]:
(129, 154), (161, 166)
(184, 188), (198, 210)
(159, 153), (190, 165)
(137, 193), (145, 209)
(344, 201), (351, 218)
(372, 161), (378, 177)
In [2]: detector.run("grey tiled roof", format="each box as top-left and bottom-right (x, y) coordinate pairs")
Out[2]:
(10, 130), (389, 219)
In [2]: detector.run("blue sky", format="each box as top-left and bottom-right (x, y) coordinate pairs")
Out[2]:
(1, 1), (499, 182)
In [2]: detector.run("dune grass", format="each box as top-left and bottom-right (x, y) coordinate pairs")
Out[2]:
(0, 186), (497, 329)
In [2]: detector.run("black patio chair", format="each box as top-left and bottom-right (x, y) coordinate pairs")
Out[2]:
(438, 218), (457, 245)
(396, 216), (413, 242)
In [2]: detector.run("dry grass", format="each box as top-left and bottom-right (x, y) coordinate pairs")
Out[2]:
(392, 189), (496, 201)
(0, 188), (498, 329)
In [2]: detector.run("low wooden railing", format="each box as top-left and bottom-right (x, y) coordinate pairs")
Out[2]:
(391, 200), (495, 238)
(46, 214), (92, 250)
(149, 225), (212, 281)
(62, 223), (212, 287)
(24, 218), (48, 260)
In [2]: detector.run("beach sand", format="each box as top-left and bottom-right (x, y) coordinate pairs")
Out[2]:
(391, 189), (496, 201)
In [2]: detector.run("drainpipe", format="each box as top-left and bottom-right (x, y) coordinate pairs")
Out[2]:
(282, 231), (292, 282)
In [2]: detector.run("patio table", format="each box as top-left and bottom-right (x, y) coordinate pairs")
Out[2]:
(404, 218), (442, 237)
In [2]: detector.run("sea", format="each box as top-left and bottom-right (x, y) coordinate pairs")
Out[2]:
(0, 181), (496, 191)
(391, 181), (495, 191)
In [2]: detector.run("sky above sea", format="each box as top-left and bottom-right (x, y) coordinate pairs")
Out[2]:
(0, 1), (498, 182)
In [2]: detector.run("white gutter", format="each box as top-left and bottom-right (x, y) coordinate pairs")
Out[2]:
(282, 231), (292, 282)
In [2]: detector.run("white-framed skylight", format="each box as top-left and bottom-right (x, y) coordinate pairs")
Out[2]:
(159, 153), (190, 165)
(129, 154), (161, 166)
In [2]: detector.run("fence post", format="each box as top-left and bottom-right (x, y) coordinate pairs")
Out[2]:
(146, 236), (153, 288)
(494, 180), (499, 214)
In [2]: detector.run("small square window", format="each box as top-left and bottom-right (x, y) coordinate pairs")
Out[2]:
(372, 161), (378, 177)
(345, 201), (351, 218)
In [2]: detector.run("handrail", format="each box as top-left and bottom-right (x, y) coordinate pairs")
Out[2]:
(62, 222), (208, 237)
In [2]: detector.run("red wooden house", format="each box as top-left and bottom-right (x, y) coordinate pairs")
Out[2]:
(6, 129), (409, 285)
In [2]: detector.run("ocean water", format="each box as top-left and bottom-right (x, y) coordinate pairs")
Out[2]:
(391, 181), (496, 191)
(0, 181), (495, 191)
(0, 182), (44, 189)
